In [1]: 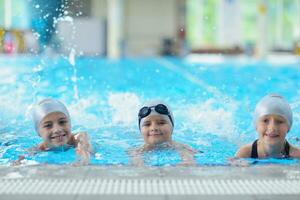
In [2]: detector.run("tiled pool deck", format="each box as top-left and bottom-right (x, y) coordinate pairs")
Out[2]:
(1, 164), (300, 199)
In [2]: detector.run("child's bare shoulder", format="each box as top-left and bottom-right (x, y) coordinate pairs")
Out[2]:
(235, 143), (252, 158)
(172, 142), (201, 157)
(172, 142), (194, 152)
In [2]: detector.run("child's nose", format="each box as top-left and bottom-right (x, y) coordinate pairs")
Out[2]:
(150, 123), (158, 131)
(52, 124), (63, 133)
(267, 119), (277, 130)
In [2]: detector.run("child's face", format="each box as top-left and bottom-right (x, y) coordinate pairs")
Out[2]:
(256, 114), (289, 145)
(38, 112), (72, 147)
(140, 115), (172, 146)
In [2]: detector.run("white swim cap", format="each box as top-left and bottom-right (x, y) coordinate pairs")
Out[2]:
(32, 98), (70, 133)
(138, 100), (174, 130)
(254, 94), (292, 130)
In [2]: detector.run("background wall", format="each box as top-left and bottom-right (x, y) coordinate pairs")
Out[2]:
(124, 0), (179, 56)
(1, 0), (300, 57)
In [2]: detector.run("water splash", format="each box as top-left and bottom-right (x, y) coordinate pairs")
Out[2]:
(68, 96), (104, 129)
(179, 99), (237, 138)
(69, 48), (79, 100)
(54, 15), (78, 100)
(69, 48), (76, 66)
(54, 15), (74, 25)
(156, 58), (239, 140)
(108, 92), (141, 125)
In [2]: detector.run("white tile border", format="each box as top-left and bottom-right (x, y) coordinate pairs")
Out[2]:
(0, 178), (300, 195)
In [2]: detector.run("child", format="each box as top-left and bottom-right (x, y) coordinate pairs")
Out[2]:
(235, 94), (300, 159)
(129, 100), (196, 166)
(15, 98), (92, 165)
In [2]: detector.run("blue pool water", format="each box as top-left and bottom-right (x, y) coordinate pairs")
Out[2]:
(0, 55), (300, 166)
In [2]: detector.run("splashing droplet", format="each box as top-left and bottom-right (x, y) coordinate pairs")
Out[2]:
(69, 49), (76, 66)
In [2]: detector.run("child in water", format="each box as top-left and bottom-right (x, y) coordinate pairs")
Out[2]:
(130, 100), (196, 166)
(235, 94), (300, 159)
(14, 98), (92, 165)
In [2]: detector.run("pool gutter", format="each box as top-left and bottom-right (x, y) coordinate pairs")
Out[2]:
(0, 165), (300, 200)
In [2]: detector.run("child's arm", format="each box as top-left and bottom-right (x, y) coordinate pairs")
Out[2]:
(174, 142), (196, 166)
(74, 132), (93, 165)
(11, 144), (45, 166)
(128, 147), (145, 167)
(227, 157), (251, 167)
(227, 144), (253, 166)
(235, 144), (252, 158)
(11, 155), (26, 166)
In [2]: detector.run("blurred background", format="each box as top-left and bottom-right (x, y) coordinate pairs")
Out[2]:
(0, 0), (299, 59)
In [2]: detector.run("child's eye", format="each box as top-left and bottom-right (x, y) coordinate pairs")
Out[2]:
(263, 119), (269, 123)
(158, 121), (166, 125)
(43, 124), (52, 129)
(276, 120), (284, 124)
(142, 122), (151, 127)
(59, 120), (67, 125)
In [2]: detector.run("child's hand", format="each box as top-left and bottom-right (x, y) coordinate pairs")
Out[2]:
(11, 155), (25, 166)
(128, 148), (145, 167)
(75, 132), (92, 165)
(174, 142), (197, 166)
(179, 150), (197, 166)
(228, 157), (251, 167)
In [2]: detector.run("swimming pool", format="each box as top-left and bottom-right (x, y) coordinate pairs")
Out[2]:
(1, 55), (300, 166)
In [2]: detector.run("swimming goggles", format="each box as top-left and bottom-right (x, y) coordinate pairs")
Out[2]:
(138, 104), (174, 127)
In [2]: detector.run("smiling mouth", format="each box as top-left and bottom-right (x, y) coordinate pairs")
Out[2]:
(50, 133), (67, 140)
(264, 133), (279, 138)
(148, 132), (163, 136)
